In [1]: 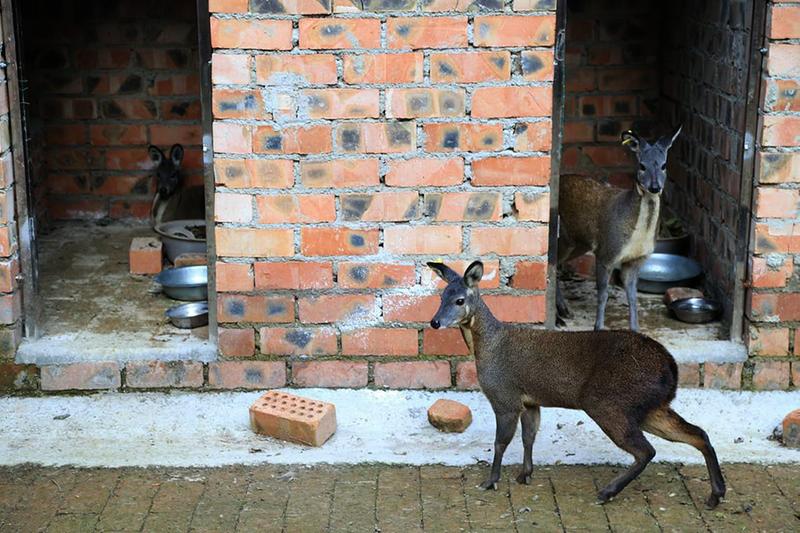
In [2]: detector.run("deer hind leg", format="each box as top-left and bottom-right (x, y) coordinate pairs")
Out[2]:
(642, 407), (726, 508)
(588, 411), (655, 503)
(516, 405), (541, 485)
(594, 263), (612, 331)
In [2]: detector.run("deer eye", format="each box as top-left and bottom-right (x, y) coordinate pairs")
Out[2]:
(661, 164), (667, 171)
(639, 164), (646, 172)
(455, 298), (465, 306)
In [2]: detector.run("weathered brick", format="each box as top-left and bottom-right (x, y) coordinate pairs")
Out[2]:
(783, 408), (800, 448)
(752, 360), (791, 391)
(218, 294), (294, 323)
(256, 54), (338, 85)
(129, 237), (162, 275)
(754, 187), (800, 218)
(212, 89), (266, 119)
(255, 261), (333, 290)
(474, 15), (555, 46)
(373, 361), (451, 389)
(302, 89), (380, 119)
(385, 157), (464, 187)
(472, 156), (550, 186)
(702, 362), (742, 389)
(125, 361), (204, 388)
(750, 256), (793, 288)
(215, 192), (253, 223)
(514, 192), (550, 222)
(174, 253), (207, 268)
(215, 159), (294, 189)
(210, 18), (293, 50)
(299, 18), (381, 49)
(485, 295), (545, 323)
(250, 391), (336, 446)
(335, 122), (416, 153)
(256, 194), (336, 223)
(422, 328), (470, 356)
(387, 17), (468, 49)
(428, 399), (472, 433)
(253, 124), (332, 154)
(383, 295), (439, 323)
(299, 294), (377, 323)
(677, 363), (700, 388)
(208, 361), (286, 389)
(514, 121), (552, 151)
(301, 228), (380, 256)
(423, 123), (502, 152)
(0, 363), (38, 391)
(455, 361), (479, 390)
(216, 227), (294, 257)
(472, 87), (553, 118)
(261, 326), (338, 355)
(748, 326), (790, 356)
(471, 227), (548, 256)
(424, 192), (502, 221)
(41, 363), (120, 391)
(292, 361), (368, 388)
(770, 6), (800, 39)
(219, 327), (256, 357)
(212, 53), (251, 84)
(430, 51), (510, 83)
(340, 191), (419, 221)
(213, 122), (252, 154)
(384, 226), (462, 254)
(511, 261), (547, 290)
(301, 159), (380, 188)
(521, 50), (554, 81)
(386, 88), (465, 118)
(759, 153), (800, 184)
(343, 53), (423, 83)
(341, 328), (418, 356)
(217, 262), (255, 292)
(338, 262), (416, 289)
(250, 0), (332, 15)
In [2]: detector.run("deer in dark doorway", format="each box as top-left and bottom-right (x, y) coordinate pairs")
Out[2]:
(148, 144), (205, 226)
(557, 126), (682, 331)
(428, 260), (725, 508)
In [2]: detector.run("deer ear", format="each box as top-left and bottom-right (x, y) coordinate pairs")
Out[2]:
(427, 262), (460, 283)
(659, 125), (682, 150)
(463, 261), (484, 288)
(148, 145), (164, 164)
(170, 144), (184, 167)
(621, 130), (640, 153)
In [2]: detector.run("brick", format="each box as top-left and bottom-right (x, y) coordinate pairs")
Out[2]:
(0, 260), (19, 293)
(485, 295), (545, 323)
(514, 121), (552, 151)
(129, 237), (162, 275)
(383, 295), (439, 323)
(702, 362), (742, 389)
(343, 53), (423, 83)
(335, 122), (416, 153)
(759, 153), (800, 184)
(472, 87), (552, 118)
(765, 79), (800, 113)
(218, 294), (294, 323)
(208, 361), (286, 389)
(474, 15), (555, 46)
(762, 116), (800, 147)
(663, 287), (704, 306)
(215, 193), (253, 223)
(212, 53), (251, 84)
(749, 292), (779, 321)
(341, 191), (419, 221)
(339, 262), (415, 289)
(215, 159), (294, 189)
(752, 221), (800, 254)
(41, 363), (120, 391)
(374, 361), (451, 389)
(754, 187), (800, 218)
(521, 50), (554, 81)
(0, 363), (38, 391)
(511, 261), (547, 290)
(386, 88), (465, 118)
(253, 124), (332, 154)
(341, 328), (418, 356)
(421, 259), (500, 289)
(89, 124), (147, 146)
(428, 399), (472, 433)
(261, 326), (337, 355)
(219, 328), (256, 357)
(471, 227), (547, 256)
(422, 328), (470, 356)
(387, 17), (468, 49)
(213, 122), (252, 154)
(125, 361), (204, 389)
(430, 51), (510, 83)
(472, 156), (550, 186)
(292, 361), (368, 388)
(455, 361), (479, 390)
(794, 362), (800, 386)
(423, 123), (502, 152)
(384, 226), (462, 254)
(783, 409), (800, 448)
(212, 89), (265, 120)
(424, 192), (502, 221)
(748, 326), (790, 356)
(385, 157), (464, 187)
(250, 391), (336, 447)
(255, 261), (333, 290)
(301, 159), (380, 188)
(210, 18), (292, 50)
(0, 294), (21, 325)
(514, 192), (550, 222)
(771, 6), (800, 39)
(216, 262), (254, 292)
(299, 18), (380, 49)
(216, 227), (294, 257)
(752, 360), (791, 391)
(257, 194), (336, 223)
(175, 253), (207, 268)
(250, 0), (332, 14)
(750, 256), (793, 288)
(299, 294), (377, 323)
(302, 89), (380, 119)
(767, 43), (800, 76)
(256, 54), (337, 85)
(301, 228), (379, 256)
(209, 0), (247, 11)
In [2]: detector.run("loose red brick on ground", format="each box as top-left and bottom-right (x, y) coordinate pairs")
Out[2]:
(129, 237), (162, 275)
(428, 399), (473, 433)
(782, 409), (800, 448)
(250, 390), (337, 447)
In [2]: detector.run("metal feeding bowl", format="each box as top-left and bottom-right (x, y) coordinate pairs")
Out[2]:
(166, 301), (209, 329)
(669, 297), (721, 324)
(154, 219), (207, 262)
(637, 253), (703, 294)
(155, 265), (208, 301)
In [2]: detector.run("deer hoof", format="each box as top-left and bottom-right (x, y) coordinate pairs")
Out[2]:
(705, 494), (721, 509)
(596, 489), (614, 504)
(555, 316), (567, 328)
(515, 473), (532, 485)
(479, 480), (498, 491)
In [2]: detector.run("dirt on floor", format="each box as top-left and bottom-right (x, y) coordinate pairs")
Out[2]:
(1, 463), (798, 532)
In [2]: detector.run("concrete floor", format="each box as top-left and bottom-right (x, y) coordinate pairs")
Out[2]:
(16, 222), (214, 364)
(560, 274), (747, 364)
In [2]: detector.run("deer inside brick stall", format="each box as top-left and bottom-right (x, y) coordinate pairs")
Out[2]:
(557, 126), (682, 331)
(148, 144), (205, 226)
(428, 260), (725, 508)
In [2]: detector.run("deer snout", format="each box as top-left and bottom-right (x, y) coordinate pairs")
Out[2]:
(648, 185), (661, 194)
(430, 319), (441, 329)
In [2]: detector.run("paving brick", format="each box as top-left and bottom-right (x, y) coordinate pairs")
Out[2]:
(125, 361), (204, 388)
(208, 361), (286, 389)
(41, 363), (121, 391)
(129, 237), (162, 275)
(250, 390), (337, 446)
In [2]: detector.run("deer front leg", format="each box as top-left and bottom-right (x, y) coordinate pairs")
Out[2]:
(594, 263), (611, 330)
(620, 259), (645, 332)
(480, 411), (519, 490)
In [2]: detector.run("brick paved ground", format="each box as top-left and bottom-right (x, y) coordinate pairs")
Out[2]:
(1, 463), (798, 532)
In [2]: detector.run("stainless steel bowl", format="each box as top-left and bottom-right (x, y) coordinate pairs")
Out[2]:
(166, 301), (209, 329)
(154, 265), (208, 301)
(637, 253), (703, 294)
(669, 297), (721, 324)
(154, 219), (207, 262)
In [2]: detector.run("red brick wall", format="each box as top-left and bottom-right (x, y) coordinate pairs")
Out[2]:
(210, 0), (557, 389)
(22, 0), (203, 222)
(746, 0), (800, 389)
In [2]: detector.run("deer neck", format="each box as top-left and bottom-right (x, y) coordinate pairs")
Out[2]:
(616, 187), (661, 262)
(459, 298), (499, 360)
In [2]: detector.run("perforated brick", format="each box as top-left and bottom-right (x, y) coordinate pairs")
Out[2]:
(249, 391), (336, 447)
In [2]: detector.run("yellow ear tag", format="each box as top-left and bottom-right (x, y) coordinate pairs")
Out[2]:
(621, 138), (633, 146)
